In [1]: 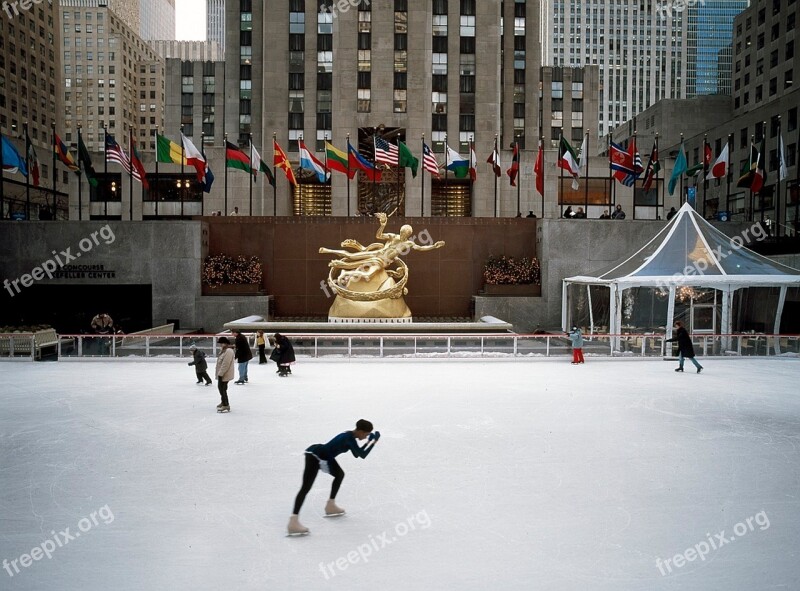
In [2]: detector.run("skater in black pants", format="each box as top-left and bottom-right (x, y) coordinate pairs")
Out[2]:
(188, 344), (212, 385)
(256, 330), (267, 364)
(215, 337), (235, 412)
(665, 321), (704, 373)
(272, 332), (296, 376)
(288, 419), (380, 535)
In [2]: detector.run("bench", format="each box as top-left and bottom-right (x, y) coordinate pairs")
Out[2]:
(0, 329), (59, 360)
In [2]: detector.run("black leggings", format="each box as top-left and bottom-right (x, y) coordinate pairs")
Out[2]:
(293, 453), (344, 515)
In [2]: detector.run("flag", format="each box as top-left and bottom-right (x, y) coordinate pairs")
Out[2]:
(469, 144), (478, 181)
(398, 141), (419, 178)
(534, 142), (544, 197)
(706, 143), (728, 180)
(704, 143), (713, 167)
(668, 141), (687, 196)
(686, 162), (704, 178)
(348, 141), (382, 182)
(326, 141), (355, 178)
(226, 141), (251, 173)
(202, 157), (215, 193)
(298, 140), (329, 182)
(736, 142), (765, 192)
(507, 142), (520, 186)
(779, 132), (788, 181)
(130, 140), (149, 190)
(374, 137), (399, 166)
(27, 141), (41, 187)
(77, 134), (98, 187)
(578, 133), (588, 178)
(250, 141), (261, 180)
(610, 140), (642, 187)
(559, 137), (580, 190)
(105, 133), (139, 180)
(274, 139), (298, 186)
(2, 134), (27, 176)
(642, 141), (660, 191)
(53, 133), (78, 172)
(260, 158), (275, 186)
(446, 145), (469, 178)
(486, 147), (501, 177)
(181, 133), (206, 182)
(156, 134), (188, 165)
(422, 142), (440, 176)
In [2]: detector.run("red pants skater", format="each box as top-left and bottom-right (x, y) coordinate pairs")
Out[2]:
(572, 348), (584, 363)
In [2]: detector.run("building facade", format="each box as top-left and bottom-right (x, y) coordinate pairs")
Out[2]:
(207, 0), (226, 54)
(150, 40), (223, 62)
(0, 0), (63, 219)
(140, 0), (176, 41)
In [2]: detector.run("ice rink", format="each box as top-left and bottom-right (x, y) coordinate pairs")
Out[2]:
(1, 357), (799, 590)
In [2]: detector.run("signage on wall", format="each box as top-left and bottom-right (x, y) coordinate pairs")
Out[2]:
(51, 265), (117, 279)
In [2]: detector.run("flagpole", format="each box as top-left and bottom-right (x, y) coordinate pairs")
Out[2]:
(493, 134), (498, 218)
(654, 133), (661, 218)
(469, 135), (474, 217)
(538, 137), (545, 218)
(0, 129), (4, 219)
(272, 132), (277, 216)
(77, 126), (83, 221)
(607, 134), (613, 215)
(561, 132), (566, 217)
(679, 133), (684, 207)
(51, 122), (57, 218)
(760, 121), (766, 224)
(249, 132), (253, 216)
(347, 133), (351, 217)
(128, 128), (134, 220)
(725, 133), (732, 219)
(750, 133), (755, 222)
(583, 130), (589, 216)
(444, 133), (448, 217)
(224, 132), (228, 216)
(103, 126), (108, 217)
(199, 131), (205, 216)
(421, 134), (425, 217)
(24, 122), (31, 220)
(776, 116), (781, 238)
(516, 140), (521, 217)
(396, 134), (401, 215)
(702, 134), (708, 218)
(154, 129), (159, 217)
(324, 133), (330, 216)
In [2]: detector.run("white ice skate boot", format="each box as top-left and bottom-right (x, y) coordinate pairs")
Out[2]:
(287, 514), (309, 536)
(324, 499), (345, 517)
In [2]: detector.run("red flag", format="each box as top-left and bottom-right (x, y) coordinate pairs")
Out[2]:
(130, 133), (149, 190)
(706, 144), (728, 180)
(506, 143), (520, 186)
(704, 143), (713, 167)
(534, 142), (544, 196)
(274, 139), (298, 186)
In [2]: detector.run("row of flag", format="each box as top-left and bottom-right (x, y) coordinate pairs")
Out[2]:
(2, 129), (790, 199)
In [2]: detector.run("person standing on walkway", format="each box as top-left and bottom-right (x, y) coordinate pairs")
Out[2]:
(256, 330), (268, 364)
(568, 326), (585, 364)
(233, 330), (253, 384)
(215, 337), (235, 412)
(665, 321), (703, 373)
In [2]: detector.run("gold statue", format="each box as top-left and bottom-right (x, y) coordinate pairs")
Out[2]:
(319, 213), (445, 320)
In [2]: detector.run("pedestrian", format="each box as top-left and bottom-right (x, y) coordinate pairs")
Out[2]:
(665, 321), (703, 373)
(288, 419), (380, 536)
(666, 206), (678, 220)
(230, 206), (240, 216)
(599, 209), (611, 219)
(233, 330), (253, 384)
(573, 207), (586, 219)
(256, 330), (267, 364)
(563, 206), (574, 218)
(611, 204), (626, 219)
(526, 210), (536, 218)
(567, 325), (585, 364)
(272, 332), (296, 376)
(215, 337), (235, 413)
(188, 344), (212, 385)
(90, 312), (114, 355)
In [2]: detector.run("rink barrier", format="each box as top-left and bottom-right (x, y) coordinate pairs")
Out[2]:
(1, 332), (795, 361)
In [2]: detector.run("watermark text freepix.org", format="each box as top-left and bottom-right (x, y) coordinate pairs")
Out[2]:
(3, 225), (116, 298)
(3, 505), (115, 578)
(319, 510), (431, 579)
(656, 0), (705, 19)
(656, 510), (770, 576)
(319, 0), (370, 19)
(2, 0), (45, 20)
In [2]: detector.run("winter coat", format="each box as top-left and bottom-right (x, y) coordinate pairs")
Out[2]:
(234, 333), (253, 362)
(188, 349), (208, 372)
(568, 329), (584, 349)
(216, 347), (235, 381)
(666, 327), (696, 358)
(274, 334), (296, 365)
(611, 208), (626, 220)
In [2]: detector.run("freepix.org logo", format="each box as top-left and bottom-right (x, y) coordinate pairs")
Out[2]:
(656, 0), (705, 19)
(2, 0), (45, 20)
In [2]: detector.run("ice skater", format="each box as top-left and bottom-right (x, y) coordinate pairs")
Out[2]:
(215, 337), (235, 412)
(665, 320), (703, 373)
(187, 344), (212, 385)
(288, 419), (380, 536)
(272, 332), (296, 376)
(233, 330), (253, 384)
(568, 325), (585, 364)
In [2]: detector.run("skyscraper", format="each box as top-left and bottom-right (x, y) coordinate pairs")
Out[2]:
(207, 0), (226, 53)
(686, 0), (749, 97)
(140, 0), (177, 41)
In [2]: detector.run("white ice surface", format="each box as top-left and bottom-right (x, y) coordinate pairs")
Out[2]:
(1, 358), (799, 591)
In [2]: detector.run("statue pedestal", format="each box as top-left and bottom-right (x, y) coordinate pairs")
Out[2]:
(327, 270), (412, 321)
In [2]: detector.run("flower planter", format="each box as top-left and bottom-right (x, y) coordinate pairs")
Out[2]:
(202, 283), (263, 296)
(482, 284), (541, 296)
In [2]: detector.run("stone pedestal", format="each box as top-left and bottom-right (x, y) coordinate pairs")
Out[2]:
(327, 270), (412, 320)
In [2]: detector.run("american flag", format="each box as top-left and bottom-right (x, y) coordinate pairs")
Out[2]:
(105, 133), (143, 181)
(374, 136), (399, 165)
(422, 142), (440, 176)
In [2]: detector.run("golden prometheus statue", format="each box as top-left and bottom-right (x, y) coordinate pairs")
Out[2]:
(319, 212), (445, 321)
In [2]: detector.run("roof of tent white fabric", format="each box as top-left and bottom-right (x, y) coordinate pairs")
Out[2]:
(565, 203), (800, 287)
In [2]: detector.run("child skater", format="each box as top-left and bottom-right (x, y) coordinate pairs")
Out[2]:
(288, 419), (380, 536)
(568, 325), (585, 364)
(187, 344), (212, 385)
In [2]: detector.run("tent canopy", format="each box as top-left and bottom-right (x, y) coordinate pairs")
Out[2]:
(566, 203), (800, 288)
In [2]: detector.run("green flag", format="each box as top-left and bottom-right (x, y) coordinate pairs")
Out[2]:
(78, 133), (99, 187)
(686, 162), (704, 177)
(157, 134), (187, 165)
(398, 141), (419, 178)
(667, 141), (687, 196)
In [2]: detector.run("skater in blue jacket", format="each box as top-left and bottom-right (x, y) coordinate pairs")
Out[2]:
(288, 419), (379, 535)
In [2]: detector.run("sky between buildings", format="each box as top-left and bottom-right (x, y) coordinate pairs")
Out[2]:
(175, 0), (207, 41)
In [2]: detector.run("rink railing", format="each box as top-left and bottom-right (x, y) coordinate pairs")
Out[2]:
(2, 332), (799, 360)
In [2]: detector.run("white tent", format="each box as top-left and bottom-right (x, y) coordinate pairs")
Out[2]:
(562, 203), (800, 352)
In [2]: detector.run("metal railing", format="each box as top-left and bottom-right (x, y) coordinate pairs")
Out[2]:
(1, 332), (796, 361)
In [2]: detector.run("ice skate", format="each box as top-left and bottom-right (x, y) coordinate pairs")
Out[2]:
(217, 405), (230, 413)
(235, 380), (245, 385)
(324, 499), (345, 517)
(675, 367), (684, 372)
(697, 367), (703, 374)
(287, 515), (309, 536)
